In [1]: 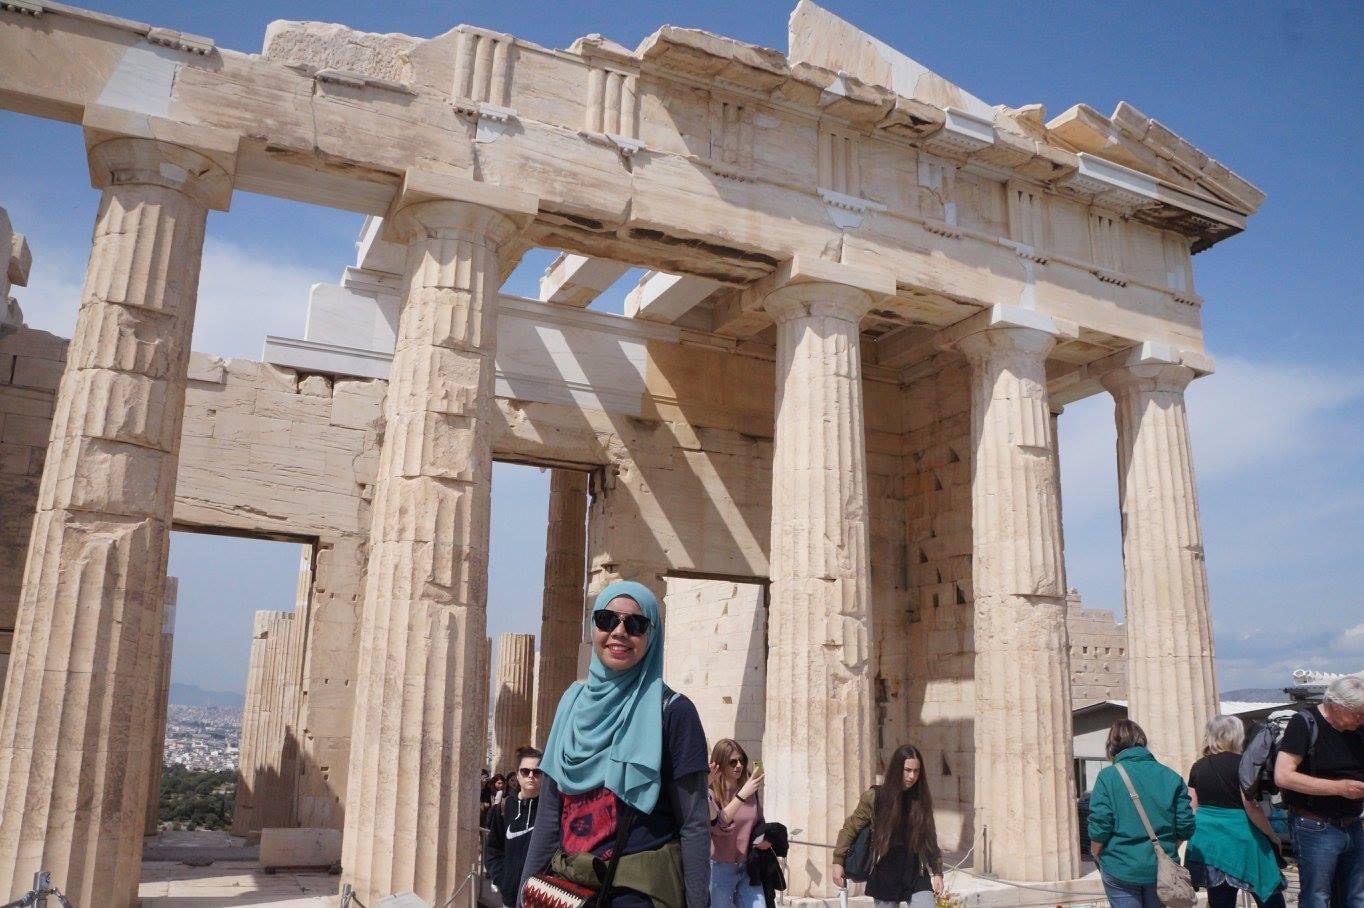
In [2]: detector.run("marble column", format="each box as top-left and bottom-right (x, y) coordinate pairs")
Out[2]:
(492, 633), (536, 774)
(1101, 360), (1216, 775)
(957, 315), (1079, 882)
(232, 611), (299, 838)
(763, 277), (876, 898)
(0, 137), (229, 906)
(145, 577), (178, 835)
(342, 176), (535, 904)
(534, 469), (588, 746)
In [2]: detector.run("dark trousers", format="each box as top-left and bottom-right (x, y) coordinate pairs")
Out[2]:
(1206, 882), (1286, 908)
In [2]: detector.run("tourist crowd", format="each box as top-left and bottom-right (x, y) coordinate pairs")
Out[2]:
(477, 576), (1364, 908)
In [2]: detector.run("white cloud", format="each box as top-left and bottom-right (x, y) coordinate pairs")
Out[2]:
(1059, 355), (1364, 689)
(14, 236), (329, 360)
(190, 238), (328, 359)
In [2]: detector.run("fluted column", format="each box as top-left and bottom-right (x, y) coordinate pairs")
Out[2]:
(145, 577), (178, 835)
(534, 469), (588, 746)
(763, 278), (876, 898)
(1101, 361), (1215, 775)
(492, 633), (536, 774)
(342, 177), (535, 904)
(232, 611), (299, 838)
(956, 317), (1079, 882)
(0, 137), (229, 906)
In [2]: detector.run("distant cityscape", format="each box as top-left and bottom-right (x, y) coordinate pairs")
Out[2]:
(163, 684), (244, 772)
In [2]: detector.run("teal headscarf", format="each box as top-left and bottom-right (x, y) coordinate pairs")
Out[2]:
(540, 580), (666, 814)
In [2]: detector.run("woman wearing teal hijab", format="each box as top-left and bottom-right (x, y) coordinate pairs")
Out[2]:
(518, 581), (711, 908)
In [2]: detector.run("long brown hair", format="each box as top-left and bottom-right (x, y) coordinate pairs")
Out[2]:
(871, 744), (940, 867)
(708, 739), (750, 805)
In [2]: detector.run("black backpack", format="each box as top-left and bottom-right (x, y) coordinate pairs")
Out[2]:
(1239, 709), (1317, 801)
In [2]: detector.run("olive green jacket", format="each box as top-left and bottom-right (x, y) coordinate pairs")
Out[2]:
(833, 788), (877, 865)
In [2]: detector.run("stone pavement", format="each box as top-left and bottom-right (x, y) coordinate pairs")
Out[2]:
(139, 861), (337, 906)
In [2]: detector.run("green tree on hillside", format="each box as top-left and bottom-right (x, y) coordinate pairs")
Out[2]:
(158, 763), (235, 831)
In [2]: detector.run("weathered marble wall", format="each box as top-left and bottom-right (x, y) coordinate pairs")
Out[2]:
(662, 577), (767, 759)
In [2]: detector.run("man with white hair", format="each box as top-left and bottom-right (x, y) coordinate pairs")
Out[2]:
(1275, 674), (1364, 908)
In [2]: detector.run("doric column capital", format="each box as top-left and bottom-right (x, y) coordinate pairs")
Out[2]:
(757, 254), (893, 324)
(763, 280), (873, 324)
(385, 169), (538, 246)
(955, 321), (1056, 362)
(1099, 361), (1197, 396)
(941, 304), (1076, 361)
(86, 137), (234, 211)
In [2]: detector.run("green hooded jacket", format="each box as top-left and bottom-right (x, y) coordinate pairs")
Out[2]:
(1088, 747), (1196, 885)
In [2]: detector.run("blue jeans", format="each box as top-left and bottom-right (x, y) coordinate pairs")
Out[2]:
(1100, 866), (1161, 908)
(1290, 814), (1364, 908)
(710, 859), (765, 908)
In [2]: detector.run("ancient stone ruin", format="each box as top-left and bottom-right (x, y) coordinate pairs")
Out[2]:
(0, 1), (1260, 904)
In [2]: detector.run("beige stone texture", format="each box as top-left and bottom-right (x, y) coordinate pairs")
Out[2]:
(899, 356), (976, 848)
(662, 577), (767, 758)
(233, 610), (302, 838)
(957, 318), (1079, 882)
(1101, 361), (1216, 775)
(764, 279), (876, 898)
(146, 577), (178, 836)
(260, 827), (344, 870)
(533, 469), (588, 746)
(342, 185), (531, 904)
(0, 137), (226, 908)
(0, 1), (1262, 895)
(492, 633), (536, 775)
(1067, 591), (1128, 704)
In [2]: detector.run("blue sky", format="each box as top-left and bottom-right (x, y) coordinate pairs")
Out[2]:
(1, 1), (1360, 695)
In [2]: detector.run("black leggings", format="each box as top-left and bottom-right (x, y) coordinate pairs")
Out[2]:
(1205, 883), (1286, 908)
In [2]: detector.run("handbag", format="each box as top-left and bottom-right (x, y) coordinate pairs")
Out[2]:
(1112, 764), (1196, 908)
(844, 824), (873, 883)
(523, 804), (636, 908)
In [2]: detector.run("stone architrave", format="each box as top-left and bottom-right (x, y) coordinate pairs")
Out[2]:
(1101, 356), (1216, 775)
(492, 633), (536, 774)
(955, 309), (1079, 882)
(341, 174), (536, 904)
(533, 469), (588, 746)
(0, 135), (230, 906)
(145, 577), (179, 835)
(761, 260), (887, 898)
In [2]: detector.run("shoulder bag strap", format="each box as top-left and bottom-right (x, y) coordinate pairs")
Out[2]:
(598, 803), (637, 908)
(1113, 763), (1159, 845)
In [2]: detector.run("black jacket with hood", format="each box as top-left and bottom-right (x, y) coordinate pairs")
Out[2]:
(485, 795), (540, 906)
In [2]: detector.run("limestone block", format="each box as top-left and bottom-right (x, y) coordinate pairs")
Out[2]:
(263, 20), (418, 84)
(260, 827), (343, 869)
(9, 355), (62, 391)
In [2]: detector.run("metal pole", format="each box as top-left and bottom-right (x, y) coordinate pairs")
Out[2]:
(32, 872), (50, 908)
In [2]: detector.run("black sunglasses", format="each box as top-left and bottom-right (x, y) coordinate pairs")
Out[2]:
(592, 609), (652, 637)
(518, 767), (543, 778)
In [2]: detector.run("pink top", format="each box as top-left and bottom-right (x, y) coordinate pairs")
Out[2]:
(709, 791), (763, 863)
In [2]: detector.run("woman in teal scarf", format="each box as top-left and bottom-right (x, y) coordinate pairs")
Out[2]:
(1185, 715), (1285, 908)
(517, 581), (711, 908)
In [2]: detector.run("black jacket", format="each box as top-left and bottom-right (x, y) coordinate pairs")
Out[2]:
(746, 822), (788, 908)
(485, 796), (540, 906)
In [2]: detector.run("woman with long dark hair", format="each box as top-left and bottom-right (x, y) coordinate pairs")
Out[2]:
(832, 744), (944, 908)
